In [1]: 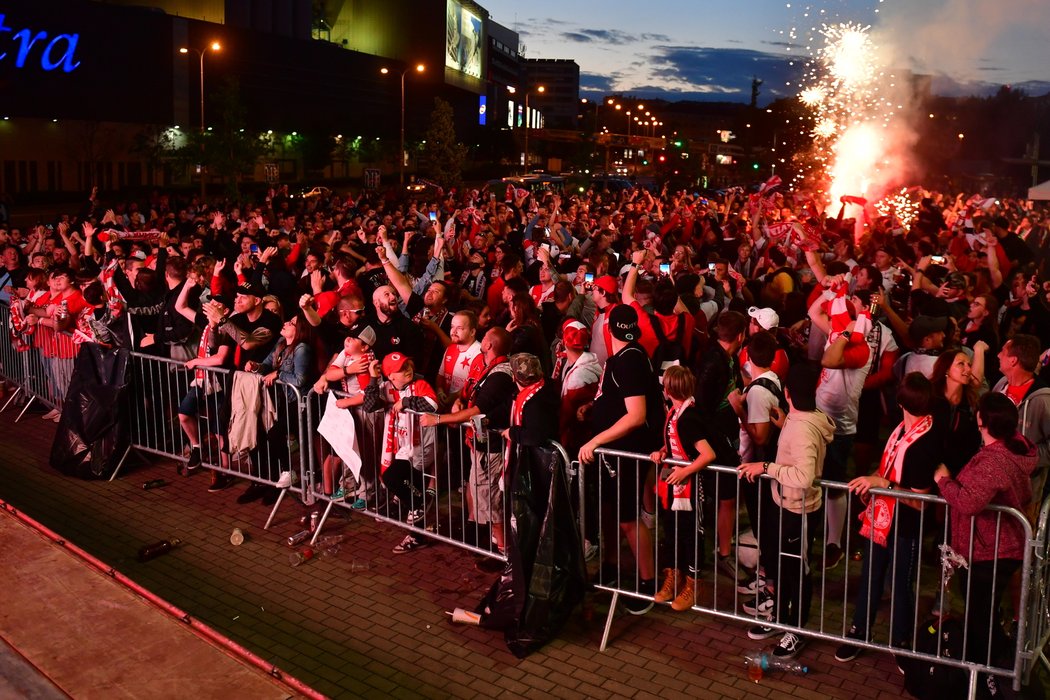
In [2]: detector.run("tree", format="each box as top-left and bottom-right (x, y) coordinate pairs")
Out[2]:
(206, 77), (272, 196)
(421, 97), (467, 189)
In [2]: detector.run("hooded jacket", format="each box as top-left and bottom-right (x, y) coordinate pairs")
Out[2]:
(768, 408), (836, 514)
(939, 438), (1035, 562)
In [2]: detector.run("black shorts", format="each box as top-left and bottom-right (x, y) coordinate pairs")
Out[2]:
(599, 453), (651, 524)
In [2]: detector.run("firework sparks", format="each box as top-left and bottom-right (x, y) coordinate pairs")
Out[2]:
(793, 18), (906, 218)
(875, 188), (920, 228)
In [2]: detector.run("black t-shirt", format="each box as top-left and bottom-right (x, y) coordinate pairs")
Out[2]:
(512, 382), (560, 448)
(892, 423), (942, 536)
(227, 308), (283, 369)
(370, 293), (424, 363)
(591, 343), (663, 452)
(473, 369), (516, 432)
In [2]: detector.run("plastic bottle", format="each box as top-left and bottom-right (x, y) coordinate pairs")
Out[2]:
(138, 537), (181, 562)
(142, 479), (167, 490)
(744, 650), (808, 681)
(316, 534), (347, 548)
(290, 547), (315, 567)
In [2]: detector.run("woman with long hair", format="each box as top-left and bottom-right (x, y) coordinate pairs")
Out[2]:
(242, 315), (315, 504)
(934, 393), (1034, 681)
(506, 291), (549, 372)
(929, 348), (983, 476)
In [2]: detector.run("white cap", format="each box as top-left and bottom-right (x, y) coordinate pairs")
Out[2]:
(748, 306), (780, 330)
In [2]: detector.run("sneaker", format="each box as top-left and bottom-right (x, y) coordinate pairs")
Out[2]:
(184, 446), (202, 474)
(275, 471), (296, 489)
(207, 473), (233, 492)
(748, 624), (779, 640)
(717, 554), (739, 580)
(654, 568), (681, 603)
(736, 574), (769, 595)
(392, 534), (429, 554)
(824, 543), (845, 570)
(773, 632), (805, 659)
(350, 498), (367, 510)
(328, 488), (346, 502)
(622, 595), (655, 616)
(406, 508), (425, 525)
(742, 589), (774, 619)
(42, 408), (60, 420)
(236, 483), (266, 504)
(834, 642), (862, 662)
(670, 575), (697, 612)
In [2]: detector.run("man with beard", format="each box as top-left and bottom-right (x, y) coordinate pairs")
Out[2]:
(369, 246), (424, 364)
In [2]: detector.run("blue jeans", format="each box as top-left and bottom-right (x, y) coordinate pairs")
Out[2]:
(850, 529), (920, 647)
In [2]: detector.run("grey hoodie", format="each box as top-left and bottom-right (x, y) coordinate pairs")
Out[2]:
(768, 408), (836, 514)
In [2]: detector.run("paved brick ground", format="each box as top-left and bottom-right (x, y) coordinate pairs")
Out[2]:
(0, 401), (1046, 699)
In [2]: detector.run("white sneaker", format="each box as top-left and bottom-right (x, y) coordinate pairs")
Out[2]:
(276, 471), (297, 489)
(773, 632), (805, 659)
(640, 508), (655, 529)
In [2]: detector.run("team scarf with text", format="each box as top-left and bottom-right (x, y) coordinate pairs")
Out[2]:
(859, 414), (933, 546)
(658, 397), (700, 511)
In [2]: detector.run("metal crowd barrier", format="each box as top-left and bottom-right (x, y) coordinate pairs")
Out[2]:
(578, 447), (1043, 697)
(305, 387), (511, 557)
(1023, 497), (1050, 685)
(115, 351), (312, 530)
(0, 301), (75, 419)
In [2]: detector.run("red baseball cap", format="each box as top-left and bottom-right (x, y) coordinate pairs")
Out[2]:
(593, 275), (618, 296)
(381, 352), (410, 376)
(561, 319), (591, 350)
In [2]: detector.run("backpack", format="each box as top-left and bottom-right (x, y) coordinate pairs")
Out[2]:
(648, 311), (691, 382)
(898, 618), (969, 699)
(743, 376), (787, 461)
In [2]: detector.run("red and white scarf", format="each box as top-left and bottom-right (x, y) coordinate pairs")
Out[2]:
(379, 378), (438, 474)
(859, 415), (933, 546)
(194, 324), (212, 382)
(505, 379), (544, 465)
(659, 398), (698, 511)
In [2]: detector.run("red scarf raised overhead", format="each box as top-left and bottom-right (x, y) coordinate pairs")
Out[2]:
(658, 398), (699, 511)
(859, 415), (933, 546)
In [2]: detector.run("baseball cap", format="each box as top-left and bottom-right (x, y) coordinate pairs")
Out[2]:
(608, 304), (640, 342)
(908, 315), (948, 346)
(236, 281), (263, 297)
(509, 353), (544, 385)
(593, 275), (618, 296)
(381, 352), (411, 376)
(561, 319), (591, 351)
(349, 323), (376, 348)
(748, 306), (780, 331)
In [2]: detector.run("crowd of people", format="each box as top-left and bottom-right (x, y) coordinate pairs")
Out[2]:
(1, 179), (1048, 681)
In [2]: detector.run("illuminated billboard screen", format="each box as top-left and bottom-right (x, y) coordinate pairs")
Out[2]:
(445, 0), (482, 79)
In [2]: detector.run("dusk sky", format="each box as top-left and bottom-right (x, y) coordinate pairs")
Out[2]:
(479, 0), (1050, 104)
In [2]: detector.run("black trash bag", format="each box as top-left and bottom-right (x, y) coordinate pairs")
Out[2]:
(50, 343), (130, 479)
(477, 442), (587, 657)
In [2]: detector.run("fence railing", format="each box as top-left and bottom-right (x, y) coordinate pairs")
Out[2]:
(578, 447), (1045, 698)
(0, 301), (75, 419)
(2, 316), (1047, 695)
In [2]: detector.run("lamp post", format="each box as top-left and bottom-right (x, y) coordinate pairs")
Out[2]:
(381, 63), (425, 187)
(509, 85), (544, 174)
(179, 41), (220, 203)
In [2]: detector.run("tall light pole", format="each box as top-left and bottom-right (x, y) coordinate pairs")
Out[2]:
(179, 41), (221, 203)
(509, 85), (545, 173)
(381, 63), (425, 187)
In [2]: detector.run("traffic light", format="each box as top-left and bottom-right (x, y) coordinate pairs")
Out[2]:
(673, 140), (683, 148)
(752, 162), (760, 170)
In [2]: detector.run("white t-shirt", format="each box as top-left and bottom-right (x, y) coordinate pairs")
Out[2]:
(739, 370), (781, 462)
(816, 342), (872, 436)
(439, 341), (484, 395)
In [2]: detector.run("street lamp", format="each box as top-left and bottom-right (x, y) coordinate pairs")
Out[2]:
(509, 85), (544, 173)
(381, 63), (425, 186)
(179, 41), (221, 202)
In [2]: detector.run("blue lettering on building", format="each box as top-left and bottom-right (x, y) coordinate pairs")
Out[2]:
(0, 14), (81, 73)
